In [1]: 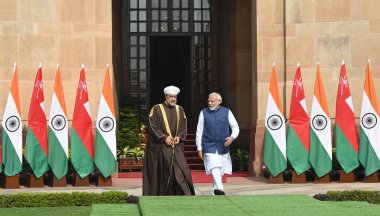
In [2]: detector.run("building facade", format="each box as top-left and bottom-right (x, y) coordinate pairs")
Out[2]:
(1, 0), (380, 176)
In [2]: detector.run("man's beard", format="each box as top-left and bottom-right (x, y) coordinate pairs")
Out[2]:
(167, 101), (176, 106)
(208, 105), (219, 111)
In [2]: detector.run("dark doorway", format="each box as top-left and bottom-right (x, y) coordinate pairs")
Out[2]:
(150, 36), (192, 121)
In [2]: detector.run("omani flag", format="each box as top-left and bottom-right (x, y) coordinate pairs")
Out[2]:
(335, 61), (359, 174)
(26, 65), (49, 178)
(71, 66), (94, 178)
(286, 62), (311, 175)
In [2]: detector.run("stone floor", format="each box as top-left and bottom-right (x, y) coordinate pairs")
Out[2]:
(1, 176), (380, 197)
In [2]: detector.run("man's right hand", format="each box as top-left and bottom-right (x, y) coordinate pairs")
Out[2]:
(198, 150), (203, 160)
(165, 136), (174, 146)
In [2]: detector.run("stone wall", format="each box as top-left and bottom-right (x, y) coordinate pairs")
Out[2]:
(253, 0), (380, 176)
(217, 0), (252, 150)
(0, 0), (113, 123)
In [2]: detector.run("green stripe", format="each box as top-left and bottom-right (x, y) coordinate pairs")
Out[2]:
(286, 125), (310, 175)
(263, 129), (287, 177)
(26, 128), (49, 178)
(95, 129), (116, 178)
(48, 128), (68, 180)
(335, 124), (359, 173)
(71, 128), (94, 178)
(2, 129), (22, 176)
(359, 127), (380, 176)
(309, 129), (332, 177)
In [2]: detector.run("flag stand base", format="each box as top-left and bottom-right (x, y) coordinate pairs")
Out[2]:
(339, 170), (356, 183)
(268, 174), (284, 184)
(363, 172), (379, 183)
(72, 174), (90, 186)
(315, 174), (331, 183)
(0, 174), (20, 189)
(291, 171), (306, 183)
(48, 175), (67, 187)
(25, 173), (44, 188)
(96, 175), (113, 186)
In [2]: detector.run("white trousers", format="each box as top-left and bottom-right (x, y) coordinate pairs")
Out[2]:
(204, 150), (232, 191)
(204, 151), (232, 175)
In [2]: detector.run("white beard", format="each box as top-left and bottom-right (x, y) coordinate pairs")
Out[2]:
(167, 101), (176, 106)
(208, 105), (219, 111)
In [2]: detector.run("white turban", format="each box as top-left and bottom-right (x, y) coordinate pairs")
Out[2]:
(164, 86), (180, 95)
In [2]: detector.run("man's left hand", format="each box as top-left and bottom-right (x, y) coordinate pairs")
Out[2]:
(174, 136), (180, 145)
(224, 136), (234, 146)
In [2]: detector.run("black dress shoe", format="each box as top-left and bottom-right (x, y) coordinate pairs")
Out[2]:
(214, 189), (225, 195)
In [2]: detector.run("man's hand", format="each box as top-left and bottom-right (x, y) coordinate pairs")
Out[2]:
(224, 136), (234, 146)
(165, 136), (174, 146)
(197, 150), (203, 160)
(174, 136), (180, 145)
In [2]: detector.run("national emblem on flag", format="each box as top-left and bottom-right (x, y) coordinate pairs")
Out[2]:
(48, 65), (69, 180)
(359, 60), (380, 176)
(286, 62), (311, 175)
(95, 65), (117, 178)
(263, 64), (287, 177)
(26, 65), (49, 178)
(309, 63), (332, 178)
(71, 65), (94, 178)
(2, 63), (22, 176)
(335, 61), (359, 174)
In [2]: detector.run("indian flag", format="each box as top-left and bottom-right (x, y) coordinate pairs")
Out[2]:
(71, 65), (94, 178)
(359, 60), (380, 176)
(2, 63), (22, 176)
(286, 63), (310, 175)
(309, 63), (332, 178)
(335, 61), (359, 174)
(95, 66), (116, 178)
(26, 65), (49, 178)
(263, 64), (287, 177)
(48, 65), (69, 180)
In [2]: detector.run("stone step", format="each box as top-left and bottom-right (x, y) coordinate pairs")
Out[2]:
(184, 140), (196, 145)
(184, 151), (199, 157)
(188, 164), (205, 170)
(186, 134), (195, 140)
(186, 157), (204, 164)
(184, 145), (197, 151)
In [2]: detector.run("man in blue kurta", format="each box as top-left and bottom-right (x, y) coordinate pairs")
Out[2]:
(196, 92), (239, 195)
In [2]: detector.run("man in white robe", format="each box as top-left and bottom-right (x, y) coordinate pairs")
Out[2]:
(196, 92), (239, 195)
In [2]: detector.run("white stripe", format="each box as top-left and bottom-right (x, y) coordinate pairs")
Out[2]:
(310, 95), (332, 159)
(265, 94), (286, 159)
(345, 96), (354, 113)
(2, 93), (22, 162)
(84, 101), (91, 117)
(40, 101), (45, 113)
(96, 95), (116, 158)
(360, 92), (380, 159)
(48, 93), (68, 157)
(300, 98), (308, 114)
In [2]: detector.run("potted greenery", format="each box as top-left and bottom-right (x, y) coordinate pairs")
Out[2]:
(116, 104), (146, 172)
(117, 146), (145, 172)
(231, 148), (249, 172)
(118, 146), (145, 161)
